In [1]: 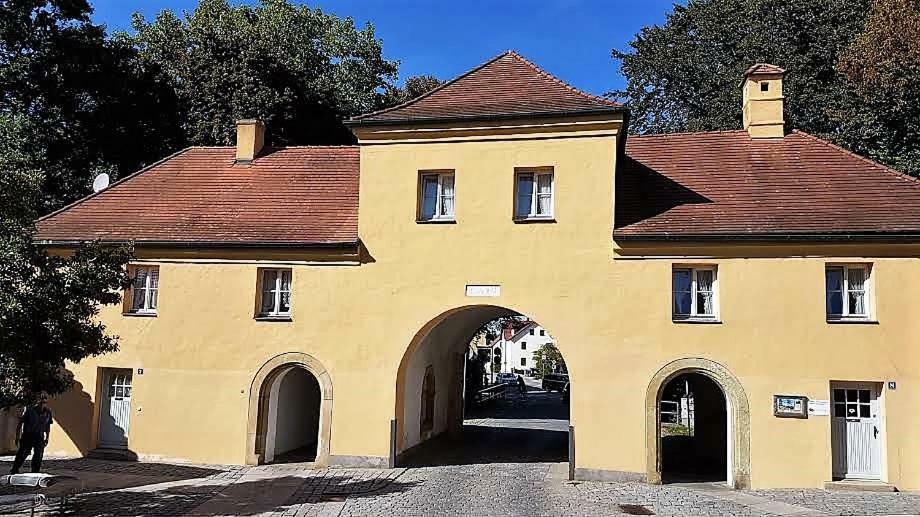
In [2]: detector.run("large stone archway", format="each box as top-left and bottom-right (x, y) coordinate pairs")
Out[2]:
(246, 352), (333, 466)
(645, 358), (751, 488)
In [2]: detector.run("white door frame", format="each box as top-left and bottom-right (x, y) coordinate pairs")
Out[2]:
(831, 381), (883, 480)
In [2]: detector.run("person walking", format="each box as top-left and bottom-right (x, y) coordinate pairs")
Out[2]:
(517, 375), (527, 396)
(10, 392), (53, 474)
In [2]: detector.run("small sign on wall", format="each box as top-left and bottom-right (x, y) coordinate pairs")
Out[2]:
(465, 285), (501, 297)
(807, 399), (830, 416)
(773, 395), (808, 418)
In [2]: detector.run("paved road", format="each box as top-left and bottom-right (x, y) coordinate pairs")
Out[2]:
(2, 385), (919, 516)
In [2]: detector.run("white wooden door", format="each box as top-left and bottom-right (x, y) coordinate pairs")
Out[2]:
(99, 370), (133, 449)
(832, 384), (881, 479)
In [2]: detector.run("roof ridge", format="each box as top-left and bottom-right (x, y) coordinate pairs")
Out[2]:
(790, 130), (920, 186)
(350, 51), (511, 122)
(36, 147), (195, 224)
(629, 129), (749, 139)
(506, 50), (620, 107)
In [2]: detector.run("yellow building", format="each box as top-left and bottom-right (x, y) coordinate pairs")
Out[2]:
(34, 52), (920, 490)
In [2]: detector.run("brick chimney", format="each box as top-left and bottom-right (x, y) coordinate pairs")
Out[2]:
(503, 327), (514, 340)
(235, 119), (265, 163)
(741, 64), (786, 139)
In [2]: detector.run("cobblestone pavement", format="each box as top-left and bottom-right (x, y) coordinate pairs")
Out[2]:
(3, 387), (920, 516)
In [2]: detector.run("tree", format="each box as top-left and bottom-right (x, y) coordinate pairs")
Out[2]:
(611, 0), (918, 176)
(835, 0), (920, 176)
(131, 0), (398, 147)
(0, 0), (181, 211)
(0, 114), (133, 408)
(379, 75), (444, 108)
(532, 343), (566, 378)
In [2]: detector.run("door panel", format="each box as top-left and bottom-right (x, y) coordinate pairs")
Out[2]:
(831, 384), (881, 479)
(99, 370), (132, 449)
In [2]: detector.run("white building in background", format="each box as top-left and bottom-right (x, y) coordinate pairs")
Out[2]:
(480, 321), (556, 375)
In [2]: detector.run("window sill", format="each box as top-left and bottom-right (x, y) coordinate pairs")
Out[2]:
(123, 312), (157, 318)
(513, 217), (556, 224)
(416, 218), (456, 224)
(827, 318), (878, 325)
(673, 318), (721, 324)
(255, 315), (293, 322)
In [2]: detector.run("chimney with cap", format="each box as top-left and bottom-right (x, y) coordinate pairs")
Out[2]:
(235, 119), (265, 163)
(741, 64), (786, 139)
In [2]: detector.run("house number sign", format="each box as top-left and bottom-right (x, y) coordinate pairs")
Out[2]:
(465, 285), (501, 297)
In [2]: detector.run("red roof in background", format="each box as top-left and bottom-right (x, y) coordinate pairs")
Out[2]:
(35, 147), (359, 246)
(350, 51), (622, 124)
(743, 63), (787, 77)
(615, 130), (920, 239)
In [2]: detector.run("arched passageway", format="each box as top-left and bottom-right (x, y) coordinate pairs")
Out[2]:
(646, 358), (751, 488)
(246, 352), (333, 466)
(395, 305), (570, 467)
(658, 373), (727, 482)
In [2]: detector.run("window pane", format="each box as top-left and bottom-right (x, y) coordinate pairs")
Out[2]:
(833, 389), (845, 402)
(279, 291), (291, 313)
(847, 389), (858, 402)
(440, 175), (455, 216)
(848, 291), (866, 316)
(280, 270), (292, 291)
(847, 267), (866, 291)
(148, 288), (158, 310)
(859, 404), (870, 418)
(825, 267), (843, 291)
(834, 403), (846, 417)
(132, 285), (146, 310)
(133, 268), (147, 289)
(516, 174), (534, 217)
(826, 290), (843, 316)
(696, 270), (713, 292)
(536, 174), (552, 215)
(421, 176), (438, 219)
(260, 270), (277, 314)
(148, 268), (159, 289)
(697, 291), (714, 315)
(673, 270), (691, 293)
(858, 390), (869, 403)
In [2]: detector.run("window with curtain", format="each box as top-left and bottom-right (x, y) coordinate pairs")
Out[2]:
(128, 266), (159, 314)
(515, 170), (553, 219)
(258, 268), (292, 317)
(826, 264), (871, 320)
(672, 267), (717, 321)
(418, 171), (455, 221)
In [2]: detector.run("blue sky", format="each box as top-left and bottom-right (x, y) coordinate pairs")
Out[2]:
(89, 0), (678, 95)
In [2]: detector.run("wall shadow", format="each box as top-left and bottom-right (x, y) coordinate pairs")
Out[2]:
(50, 378), (95, 456)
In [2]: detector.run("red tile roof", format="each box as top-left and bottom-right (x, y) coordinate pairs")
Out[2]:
(615, 130), (920, 240)
(743, 63), (786, 77)
(350, 51), (622, 124)
(35, 146), (359, 247)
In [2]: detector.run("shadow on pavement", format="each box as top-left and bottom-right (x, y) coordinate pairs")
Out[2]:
(399, 425), (568, 467)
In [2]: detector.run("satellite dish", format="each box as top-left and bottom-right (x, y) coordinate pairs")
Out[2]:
(92, 173), (110, 193)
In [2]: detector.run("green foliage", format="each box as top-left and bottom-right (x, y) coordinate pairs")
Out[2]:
(131, 0), (399, 147)
(0, 0), (182, 211)
(532, 343), (566, 378)
(379, 75), (444, 109)
(612, 0), (919, 176)
(0, 115), (134, 409)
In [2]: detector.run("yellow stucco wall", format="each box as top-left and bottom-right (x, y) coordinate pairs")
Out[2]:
(46, 115), (920, 489)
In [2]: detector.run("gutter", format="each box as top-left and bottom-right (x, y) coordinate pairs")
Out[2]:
(33, 239), (361, 251)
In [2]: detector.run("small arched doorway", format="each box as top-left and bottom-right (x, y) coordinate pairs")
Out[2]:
(658, 373), (727, 482)
(646, 358), (750, 488)
(246, 352), (333, 466)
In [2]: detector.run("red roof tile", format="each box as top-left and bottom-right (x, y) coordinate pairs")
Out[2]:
(35, 147), (359, 246)
(615, 130), (920, 240)
(351, 51), (622, 124)
(743, 63), (787, 77)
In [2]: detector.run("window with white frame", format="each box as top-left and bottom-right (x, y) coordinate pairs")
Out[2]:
(672, 267), (717, 320)
(515, 169), (553, 219)
(826, 264), (871, 320)
(521, 342), (526, 350)
(258, 269), (292, 317)
(128, 266), (159, 314)
(521, 358), (527, 367)
(418, 171), (455, 221)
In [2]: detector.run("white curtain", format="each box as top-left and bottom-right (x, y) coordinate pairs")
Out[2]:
(537, 174), (552, 215)
(695, 270), (714, 315)
(440, 175), (455, 216)
(847, 267), (866, 315)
